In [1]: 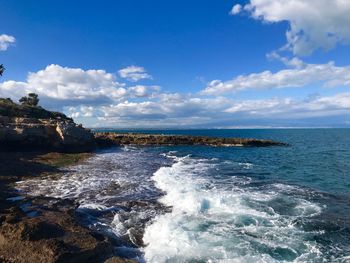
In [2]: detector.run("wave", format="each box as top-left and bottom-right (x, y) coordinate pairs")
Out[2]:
(143, 153), (323, 262)
(15, 147), (167, 260)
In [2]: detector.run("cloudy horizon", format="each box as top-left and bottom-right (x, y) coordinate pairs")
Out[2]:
(1, 0), (350, 128)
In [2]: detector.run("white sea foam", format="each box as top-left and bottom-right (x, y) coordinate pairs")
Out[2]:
(143, 154), (323, 263)
(15, 147), (163, 254)
(15, 147), (326, 262)
(238, 162), (254, 169)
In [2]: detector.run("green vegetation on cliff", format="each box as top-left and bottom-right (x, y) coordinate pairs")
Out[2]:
(0, 96), (72, 120)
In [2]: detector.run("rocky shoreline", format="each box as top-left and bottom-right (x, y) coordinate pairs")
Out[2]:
(0, 101), (287, 262)
(0, 151), (135, 263)
(1, 117), (286, 152)
(94, 132), (287, 147)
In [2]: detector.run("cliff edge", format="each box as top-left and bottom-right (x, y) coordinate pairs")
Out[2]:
(0, 98), (95, 152)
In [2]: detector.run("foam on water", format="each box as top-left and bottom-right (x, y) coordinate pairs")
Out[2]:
(15, 147), (168, 259)
(14, 145), (345, 262)
(143, 153), (323, 263)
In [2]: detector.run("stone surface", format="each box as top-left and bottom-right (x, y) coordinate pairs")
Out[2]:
(0, 117), (95, 152)
(94, 132), (287, 147)
(104, 257), (138, 263)
(0, 152), (130, 263)
(0, 204), (114, 263)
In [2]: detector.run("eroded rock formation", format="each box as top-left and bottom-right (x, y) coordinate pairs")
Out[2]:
(0, 116), (95, 152)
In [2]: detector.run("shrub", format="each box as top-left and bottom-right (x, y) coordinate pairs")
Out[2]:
(19, 93), (40, 106)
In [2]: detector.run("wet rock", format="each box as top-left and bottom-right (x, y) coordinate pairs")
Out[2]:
(0, 208), (115, 263)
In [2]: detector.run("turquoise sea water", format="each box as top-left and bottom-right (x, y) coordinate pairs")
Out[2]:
(18, 129), (350, 262)
(113, 128), (350, 196)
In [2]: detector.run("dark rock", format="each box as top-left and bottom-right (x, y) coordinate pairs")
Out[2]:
(0, 208), (114, 263)
(94, 132), (288, 148)
(104, 257), (138, 263)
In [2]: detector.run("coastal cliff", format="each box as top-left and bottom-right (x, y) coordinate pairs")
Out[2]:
(0, 116), (95, 152)
(0, 98), (95, 152)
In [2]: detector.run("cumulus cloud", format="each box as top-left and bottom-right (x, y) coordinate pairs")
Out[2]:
(67, 106), (95, 118)
(0, 64), (160, 107)
(2, 64), (350, 128)
(231, 0), (350, 56)
(65, 94), (232, 127)
(230, 4), (242, 15)
(65, 91), (350, 128)
(118, 65), (152, 82)
(128, 85), (161, 98)
(202, 59), (350, 95)
(0, 34), (16, 51)
(224, 92), (350, 119)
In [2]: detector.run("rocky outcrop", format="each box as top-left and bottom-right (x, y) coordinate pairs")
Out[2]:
(94, 132), (287, 147)
(0, 117), (286, 152)
(0, 116), (95, 152)
(0, 200), (114, 263)
(0, 152), (134, 263)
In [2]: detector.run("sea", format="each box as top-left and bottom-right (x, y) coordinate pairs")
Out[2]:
(16, 129), (350, 262)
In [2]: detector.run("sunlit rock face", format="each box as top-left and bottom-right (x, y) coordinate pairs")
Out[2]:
(0, 116), (95, 152)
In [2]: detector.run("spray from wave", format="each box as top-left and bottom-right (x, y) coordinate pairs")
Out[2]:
(143, 153), (323, 262)
(15, 147), (333, 262)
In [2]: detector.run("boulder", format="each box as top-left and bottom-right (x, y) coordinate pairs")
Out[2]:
(55, 122), (95, 152)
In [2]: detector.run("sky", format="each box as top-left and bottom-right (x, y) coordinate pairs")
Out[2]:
(1, 0), (350, 128)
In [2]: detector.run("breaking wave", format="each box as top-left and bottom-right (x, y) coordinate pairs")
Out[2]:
(143, 153), (323, 262)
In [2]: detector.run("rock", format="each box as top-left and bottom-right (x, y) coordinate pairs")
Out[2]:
(0, 207), (114, 263)
(94, 132), (288, 147)
(0, 117), (95, 152)
(0, 99), (95, 152)
(55, 121), (96, 152)
(104, 257), (138, 263)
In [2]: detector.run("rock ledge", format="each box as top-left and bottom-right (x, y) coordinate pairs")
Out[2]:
(94, 132), (287, 147)
(0, 116), (95, 152)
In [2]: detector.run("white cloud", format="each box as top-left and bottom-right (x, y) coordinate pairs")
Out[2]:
(230, 4), (242, 15)
(2, 64), (350, 128)
(0, 34), (16, 51)
(118, 65), (152, 82)
(66, 91), (350, 128)
(202, 59), (350, 95)
(0, 65), (159, 107)
(66, 94), (231, 127)
(231, 0), (350, 56)
(224, 92), (350, 119)
(67, 106), (95, 118)
(128, 85), (161, 98)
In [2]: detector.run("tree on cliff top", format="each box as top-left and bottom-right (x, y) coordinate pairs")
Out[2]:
(19, 93), (40, 106)
(0, 64), (5, 76)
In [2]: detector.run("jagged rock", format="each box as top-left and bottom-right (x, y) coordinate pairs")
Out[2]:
(55, 122), (95, 152)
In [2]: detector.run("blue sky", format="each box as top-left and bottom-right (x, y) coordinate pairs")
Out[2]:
(1, 0), (350, 128)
